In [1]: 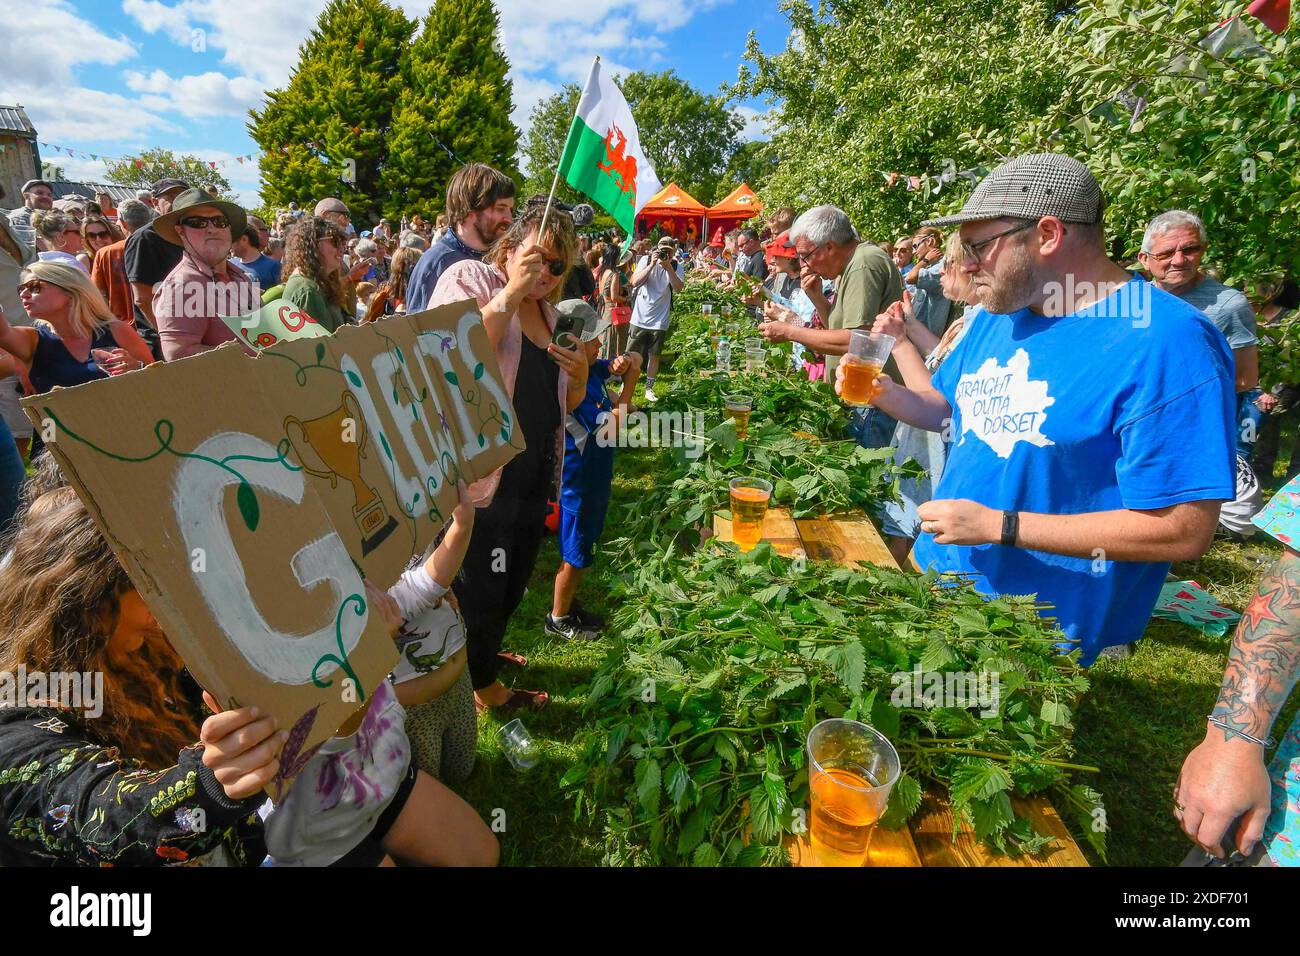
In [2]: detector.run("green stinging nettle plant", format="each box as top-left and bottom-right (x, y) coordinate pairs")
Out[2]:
(562, 545), (1105, 867)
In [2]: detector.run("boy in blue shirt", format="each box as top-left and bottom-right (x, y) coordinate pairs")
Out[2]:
(546, 300), (642, 640)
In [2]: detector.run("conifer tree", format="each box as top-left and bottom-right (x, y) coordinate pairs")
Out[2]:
(380, 0), (519, 220)
(249, 0), (414, 223)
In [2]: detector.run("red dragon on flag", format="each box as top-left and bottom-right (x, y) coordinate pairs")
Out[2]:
(597, 123), (639, 209)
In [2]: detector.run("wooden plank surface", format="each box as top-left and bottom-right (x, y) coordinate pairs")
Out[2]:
(712, 508), (803, 557)
(909, 793), (1090, 868)
(785, 822), (923, 867)
(796, 512), (900, 570)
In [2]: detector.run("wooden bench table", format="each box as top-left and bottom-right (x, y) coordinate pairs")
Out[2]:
(712, 506), (1090, 867)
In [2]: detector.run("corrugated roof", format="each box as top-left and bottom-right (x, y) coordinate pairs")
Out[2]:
(51, 182), (142, 204)
(0, 105), (36, 137)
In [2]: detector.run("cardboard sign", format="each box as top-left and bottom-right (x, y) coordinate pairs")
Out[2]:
(220, 297), (328, 351)
(24, 302), (522, 771)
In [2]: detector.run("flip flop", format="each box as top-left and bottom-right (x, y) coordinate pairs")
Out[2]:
(497, 650), (528, 668)
(494, 689), (549, 714)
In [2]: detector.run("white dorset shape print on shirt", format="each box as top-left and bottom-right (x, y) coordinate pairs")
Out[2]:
(952, 349), (1055, 459)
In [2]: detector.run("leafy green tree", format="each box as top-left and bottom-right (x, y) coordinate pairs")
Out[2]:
(736, 0), (1067, 239)
(104, 148), (232, 195)
(972, 0), (1300, 286)
(520, 83), (582, 203)
(40, 162), (66, 182)
(714, 138), (780, 201)
(619, 71), (743, 204)
(380, 0), (519, 220)
(249, 0), (414, 224)
(521, 70), (744, 208)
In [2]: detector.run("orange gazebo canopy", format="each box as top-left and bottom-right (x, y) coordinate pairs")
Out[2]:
(707, 183), (763, 221)
(639, 182), (708, 218)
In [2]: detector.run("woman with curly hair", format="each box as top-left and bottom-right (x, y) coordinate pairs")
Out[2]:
(0, 488), (280, 866)
(282, 214), (350, 332)
(363, 245), (421, 322)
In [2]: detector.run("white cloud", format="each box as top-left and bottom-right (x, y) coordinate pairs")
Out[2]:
(0, 0), (136, 86)
(734, 105), (771, 142)
(124, 69), (266, 118)
(13, 82), (176, 142)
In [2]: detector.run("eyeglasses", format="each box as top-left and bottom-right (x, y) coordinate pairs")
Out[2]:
(797, 244), (824, 264)
(546, 259), (566, 277)
(19, 280), (45, 294)
(178, 215), (230, 230)
(1146, 243), (1204, 263)
(87, 230), (111, 241)
(960, 221), (1038, 265)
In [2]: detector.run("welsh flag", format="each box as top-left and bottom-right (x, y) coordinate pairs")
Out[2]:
(557, 59), (661, 236)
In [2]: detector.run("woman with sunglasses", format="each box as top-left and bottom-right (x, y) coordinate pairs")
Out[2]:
(427, 200), (589, 714)
(30, 210), (90, 274)
(77, 215), (123, 272)
(282, 215), (352, 332)
(0, 261), (155, 398)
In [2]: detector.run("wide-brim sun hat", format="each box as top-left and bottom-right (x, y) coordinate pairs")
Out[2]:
(922, 153), (1105, 229)
(154, 188), (248, 245)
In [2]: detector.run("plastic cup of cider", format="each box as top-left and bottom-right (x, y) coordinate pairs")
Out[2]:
(728, 476), (771, 552)
(840, 330), (895, 407)
(806, 718), (900, 866)
(723, 393), (753, 440)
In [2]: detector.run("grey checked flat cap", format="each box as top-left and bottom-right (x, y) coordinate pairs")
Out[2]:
(922, 153), (1104, 228)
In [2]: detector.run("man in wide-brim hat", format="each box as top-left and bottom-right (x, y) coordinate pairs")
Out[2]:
(151, 188), (258, 360)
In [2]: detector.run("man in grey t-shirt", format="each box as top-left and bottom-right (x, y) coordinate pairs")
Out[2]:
(1141, 209), (1259, 460)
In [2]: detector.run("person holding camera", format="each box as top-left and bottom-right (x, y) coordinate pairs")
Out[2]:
(627, 236), (683, 402)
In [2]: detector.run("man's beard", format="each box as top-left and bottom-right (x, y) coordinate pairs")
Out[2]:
(976, 243), (1038, 314)
(469, 215), (506, 249)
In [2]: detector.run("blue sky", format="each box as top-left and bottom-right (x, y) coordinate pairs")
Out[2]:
(1, 0), (792, 206)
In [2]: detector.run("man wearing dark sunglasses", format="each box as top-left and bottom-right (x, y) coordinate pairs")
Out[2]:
(849, 152), (1236, 668)
(151, 188), (258, 360)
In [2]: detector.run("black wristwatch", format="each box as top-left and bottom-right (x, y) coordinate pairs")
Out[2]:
(1000, 510), (1019, 547)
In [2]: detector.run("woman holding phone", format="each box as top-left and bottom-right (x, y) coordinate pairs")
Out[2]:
(428, 200), (588, 713)
(0, 261), (154, 395)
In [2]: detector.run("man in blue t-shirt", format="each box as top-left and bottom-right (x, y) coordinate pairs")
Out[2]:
(546, 300), (642, 641)
(837, 153), (1236, 665)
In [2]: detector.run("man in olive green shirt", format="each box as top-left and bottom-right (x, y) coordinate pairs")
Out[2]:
(758, 204), (902, 446)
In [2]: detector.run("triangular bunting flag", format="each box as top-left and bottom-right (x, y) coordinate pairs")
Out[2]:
(1199, 16), (1270, 58)
(1247, 0), (1290, 33)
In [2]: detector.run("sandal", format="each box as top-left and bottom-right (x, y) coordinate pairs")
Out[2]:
(493, 688), (549, 714)
(497, 650), (528, 668)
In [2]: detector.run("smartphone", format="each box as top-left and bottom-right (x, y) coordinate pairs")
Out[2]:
(552, 312), (586, 351)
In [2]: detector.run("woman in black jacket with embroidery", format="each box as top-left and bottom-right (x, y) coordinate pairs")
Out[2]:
(0, 488), (283, 866)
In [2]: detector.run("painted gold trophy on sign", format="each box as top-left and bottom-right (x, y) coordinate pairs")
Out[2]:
(284, 391), (399, 556)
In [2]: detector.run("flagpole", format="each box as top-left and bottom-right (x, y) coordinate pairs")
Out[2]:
(538, 55), (600, 243)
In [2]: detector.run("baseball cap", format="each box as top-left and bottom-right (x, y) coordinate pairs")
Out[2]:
(556, 298), (610, 343)
(921, 153), (1105, 228)
(315, 197), (350, 218)
(766, 230), (797, 261)
(149, 178), (190, 198)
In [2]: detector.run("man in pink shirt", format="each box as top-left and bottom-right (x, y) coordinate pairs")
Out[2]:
(151, 189), (259, 360)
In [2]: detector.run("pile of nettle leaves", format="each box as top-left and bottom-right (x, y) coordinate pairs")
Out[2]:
(565, 306), (1106, 865)
(562, 545), (1104, 866)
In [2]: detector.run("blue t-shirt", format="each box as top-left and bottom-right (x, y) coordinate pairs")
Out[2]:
(241, 254), (281, 289)
(912, 275), (1236, 666)
(405, 230), (484, 314)
(561, 359), (615, 511)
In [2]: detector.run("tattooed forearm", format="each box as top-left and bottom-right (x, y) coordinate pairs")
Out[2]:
(1211, 548), (1300, 742)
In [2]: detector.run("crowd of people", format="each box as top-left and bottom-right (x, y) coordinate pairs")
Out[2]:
(0, 148), (1296, 869)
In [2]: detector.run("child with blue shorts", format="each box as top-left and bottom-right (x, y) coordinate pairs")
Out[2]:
(546, 299), (641, 640)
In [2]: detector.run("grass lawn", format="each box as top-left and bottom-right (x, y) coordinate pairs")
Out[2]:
(449, 354), (1300, 866)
